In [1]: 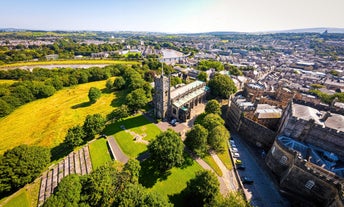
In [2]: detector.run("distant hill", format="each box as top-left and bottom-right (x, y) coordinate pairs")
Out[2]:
(266, 27), (344, 34)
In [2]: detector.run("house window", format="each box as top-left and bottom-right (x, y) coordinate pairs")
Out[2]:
(305, 180), (315, 190)
(279, 156), (288, 165)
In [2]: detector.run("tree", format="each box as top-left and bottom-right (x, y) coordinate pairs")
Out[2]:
(83, 114), (105, 140)
(0, 145), (50, 195)
(107, 105), (129, 122)
(205, 99), (221, 115)
(115, 183), (172, 207)
(122, 159), (141, 184)
(208, 125), (229, 153)
(105, 79), (113, 91)
(197, 71), (207, 82)
(88, 87), (101, 103)
(170, 76), (182, 86)
(126, 88), (149, 112)
(64, 125), (85, 148)
(113, 77), (125, 90)
(212, 191), (251, 207)
(184, 170), (220, 207)
(184, 124), (208, 158)
(199, 113), (224, 131)
(208, 73), (237, 98)
(148, 129), (184, 171)
(43, 174), (82, 207)
(0, 99), (13, 117)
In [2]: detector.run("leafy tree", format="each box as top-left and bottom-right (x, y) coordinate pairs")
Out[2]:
(208, 73), (237, 98)
(198, 60), (224, 71)
(0, 99), (13, 117)
(64, 125), (85, 148)
(184, 170), (220, 207)
(212, 191), (251, 207)
(205, 99), (221, 115)
(113, 77), (125, 90)
(0, 145), (50, 195)
(208, 125), (229, 153)
(126, 88), (149, 112)
(199, 113), (224, 131)
(184, 124), (208, 158)
(38, 85), (56, 98)
(88, 87), (101, 103)
(115, 183), (172, 207)
(83, 114), (105, 140)
(122, 159), (141, 184)
(105, 79), (113, 91)
(43, 174), (82, 207)
(82, 164), (122, 207)
(170, 76), (182, 86)
(225, 64), (243, 76)
(197, 71), (207, 82)
(148, 129), (184, 171)
(107, 105), (129, 122)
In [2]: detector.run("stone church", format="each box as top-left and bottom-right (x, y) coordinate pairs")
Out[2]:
(153, 72), (208, 122)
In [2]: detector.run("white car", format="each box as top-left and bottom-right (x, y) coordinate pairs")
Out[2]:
(232, 147), (238, 153)
(232, 152), (240, 158)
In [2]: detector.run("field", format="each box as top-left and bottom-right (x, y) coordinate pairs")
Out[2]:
(0, 79), (125, 155)
(88, 138), (113, 170)
(2, 190), (29, 207)
(103, 115), (161, 158)
(0, 59), (139, 69)
(203, 155), (223, 176)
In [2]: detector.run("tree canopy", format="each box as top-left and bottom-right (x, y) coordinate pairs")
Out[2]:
(198, 60), (224, 71)
(83, 114), (105, 140)
(205, 99), (221, 115)
(64, 125), (85, 148)
(184, 124), (208, 158)
(199, 113), (225, 131)
(208, 125), (229, 153)
(126, 88), (149, 112)
(208, 73), (237, 99)
(0, 145), (50, 195)
(88, 87), (102, 103)
(148, 129), (184, 171)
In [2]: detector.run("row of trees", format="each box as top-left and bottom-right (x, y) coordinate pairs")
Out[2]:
(185, 100), (229, 157)
(64, 114), (106, 149)
(0, 145), (50, 196)
(0, 65), (125, 117)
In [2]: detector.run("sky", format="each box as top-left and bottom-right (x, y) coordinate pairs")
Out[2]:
(1, 0), (344, 33)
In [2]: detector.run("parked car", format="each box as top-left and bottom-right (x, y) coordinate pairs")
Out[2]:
(241, 176), (254, 184)
(170, 119), (177, 126)
(232, 152), (240, 158)
(235, 159), (242, 164)
(231, 147), (238, 153)
(231, 143), (237, 148)
(236, 163), (246, 170)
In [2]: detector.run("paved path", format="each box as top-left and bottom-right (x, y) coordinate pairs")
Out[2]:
(211, 153), (238, 192)
(107, 136), (129, 163)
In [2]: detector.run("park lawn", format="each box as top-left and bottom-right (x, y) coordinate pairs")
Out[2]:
(218, 145), (233, 170)
(89, 138), (113, 170)
(0, 59), (140, 68)
(0, 79), (17, 85)
(103, 115), (161, 158)
(0, 80), (125, 155)
(149, 161), (202, 199)
(203, 155), (223, 176)
(2, 189), (29, 207)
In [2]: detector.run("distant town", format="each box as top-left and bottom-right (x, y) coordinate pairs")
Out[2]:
(0, 30), (343, 207)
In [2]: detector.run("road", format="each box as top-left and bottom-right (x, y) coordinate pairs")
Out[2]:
(231, 133), (290, 207)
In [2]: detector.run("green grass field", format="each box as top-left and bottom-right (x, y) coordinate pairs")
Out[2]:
(0, 59), (140, 69)
(2, 189), (29, 207)
(218, 144), (233, 170)
(203, 155), (223, 176)
(88, 138), (113, 170)
(0, 80), (125, 155)
(103, 115), (161, 158)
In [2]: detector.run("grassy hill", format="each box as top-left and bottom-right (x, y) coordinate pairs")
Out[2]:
(0, 79), (125, 155)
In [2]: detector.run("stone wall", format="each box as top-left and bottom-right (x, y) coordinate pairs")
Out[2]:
(266, 140), (344, 207)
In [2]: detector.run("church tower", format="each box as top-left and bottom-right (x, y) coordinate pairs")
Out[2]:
(154, 65), (170, 120)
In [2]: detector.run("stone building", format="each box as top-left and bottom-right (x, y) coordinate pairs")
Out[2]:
(153, 73), (208, 122)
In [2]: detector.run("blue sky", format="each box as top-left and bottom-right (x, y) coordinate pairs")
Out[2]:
(1, 0), (344, 33)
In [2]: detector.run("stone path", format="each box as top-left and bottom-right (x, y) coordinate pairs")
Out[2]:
(121, 124), (149, 145)
(107, 136), (129, 163)
(38, 146), (92, 206)
(211, 153), (238, 193)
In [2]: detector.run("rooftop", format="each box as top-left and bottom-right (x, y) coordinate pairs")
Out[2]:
(172, 86), (207, 108)
(170, 80), (205, 99)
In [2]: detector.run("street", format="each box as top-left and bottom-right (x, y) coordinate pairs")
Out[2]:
(231, 133), (290, 207)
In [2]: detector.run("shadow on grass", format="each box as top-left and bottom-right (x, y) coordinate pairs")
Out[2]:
(169, 190), (189, 207)
(71, 101), (92, 109)
(110, 90), (127, 107)
(139, 158), (171, 188)
(103, 115), (151, 135)
(50, 142), (73, 161)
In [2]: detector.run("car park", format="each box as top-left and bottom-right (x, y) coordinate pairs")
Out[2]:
(241, 176), (254, 184)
